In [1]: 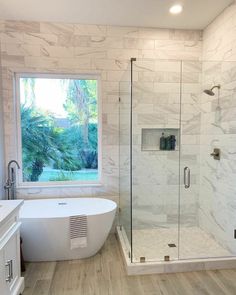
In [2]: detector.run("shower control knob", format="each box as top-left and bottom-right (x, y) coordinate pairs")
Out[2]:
(210, 148), (220, 160)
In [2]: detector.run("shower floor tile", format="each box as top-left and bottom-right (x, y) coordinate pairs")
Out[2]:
(132, 227), (231, 262)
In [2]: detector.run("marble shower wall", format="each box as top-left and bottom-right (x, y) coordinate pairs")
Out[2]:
(0, 43), (5, 199)
(200, 2), (236, 254)
(131, 60), (182, 231)
(0, 20), (202, 207)
(179, 61), (202, 228)
(130, 59), (201, 230)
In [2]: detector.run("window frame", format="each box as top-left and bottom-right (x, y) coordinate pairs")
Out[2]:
(15, 72), (102, 188)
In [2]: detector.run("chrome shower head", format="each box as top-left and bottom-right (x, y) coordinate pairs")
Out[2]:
(203, 85), (221, 96)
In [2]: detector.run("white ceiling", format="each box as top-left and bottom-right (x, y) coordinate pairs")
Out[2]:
(0, 0), (234, 30)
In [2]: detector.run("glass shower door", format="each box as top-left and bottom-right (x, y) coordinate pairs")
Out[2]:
(178, 60), (202, 260)
(131, 59), (182, 262)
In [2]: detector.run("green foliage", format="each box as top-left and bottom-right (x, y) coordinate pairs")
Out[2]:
(21, 78), (98, 181)
(64, 80), (97, 125)
(21, 105), (73, 181)
(63, 79), (98, 169)
(53, 159), (81, 171)
(61, 124), (98, 169)
(20, 77), (98, 182)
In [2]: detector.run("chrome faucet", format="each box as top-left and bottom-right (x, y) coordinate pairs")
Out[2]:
(4, 160), (20, 200)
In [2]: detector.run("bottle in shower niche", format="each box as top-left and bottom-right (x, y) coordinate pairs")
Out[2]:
(160, 132), (166, 150)
(170, 135), (176, 150)
(165, 135), (172, 150)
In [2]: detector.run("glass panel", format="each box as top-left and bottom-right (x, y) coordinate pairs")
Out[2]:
(0, 46), (4, 198)
(179, 60), (202, 259)
(119, 63), (132, 255)
(131, 59), (182, 262)
(179, 61), (236, 259)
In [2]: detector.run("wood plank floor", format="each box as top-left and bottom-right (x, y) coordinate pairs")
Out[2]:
(22, 234), (236, 295)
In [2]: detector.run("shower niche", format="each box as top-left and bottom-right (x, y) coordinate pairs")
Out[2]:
(141, 128), (179, 151)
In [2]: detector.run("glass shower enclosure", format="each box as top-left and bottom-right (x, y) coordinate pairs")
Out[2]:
(119, 58), (236, 264)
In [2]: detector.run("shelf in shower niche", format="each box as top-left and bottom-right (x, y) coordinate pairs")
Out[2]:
(141, 128), (179, 152)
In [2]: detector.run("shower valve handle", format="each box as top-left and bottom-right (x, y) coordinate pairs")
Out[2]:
(210, 148), (220, 160)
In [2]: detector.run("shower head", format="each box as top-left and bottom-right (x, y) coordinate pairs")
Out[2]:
(203, 85), (221, 96)
(204, 89), (215, 96)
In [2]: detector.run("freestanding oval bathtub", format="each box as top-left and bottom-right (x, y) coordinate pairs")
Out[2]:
(19, 198), (117, 262)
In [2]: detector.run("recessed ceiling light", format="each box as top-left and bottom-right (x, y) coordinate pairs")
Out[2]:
(169, 4), (183, 15)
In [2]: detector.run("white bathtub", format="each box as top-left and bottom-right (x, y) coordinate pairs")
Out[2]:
(19, 198), (117, 262)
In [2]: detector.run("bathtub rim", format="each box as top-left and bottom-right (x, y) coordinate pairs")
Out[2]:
(19, 197), (117, 219)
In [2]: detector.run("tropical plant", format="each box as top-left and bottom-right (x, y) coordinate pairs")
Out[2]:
(63, 80), (98, 169)
(21, 105), (73, 181)
(20, 77), (98, 182)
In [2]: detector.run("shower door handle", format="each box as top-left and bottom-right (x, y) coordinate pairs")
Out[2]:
(184, 167), (190, 189)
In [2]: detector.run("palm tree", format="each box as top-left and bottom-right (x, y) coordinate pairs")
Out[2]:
(63, 80), (98, 169)
(21, 105), (73, 181)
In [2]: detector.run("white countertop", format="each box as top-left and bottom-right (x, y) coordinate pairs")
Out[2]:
(0, 200), (24, 225)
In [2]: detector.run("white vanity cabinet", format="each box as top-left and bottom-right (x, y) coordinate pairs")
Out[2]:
(0, 200), (24, 295)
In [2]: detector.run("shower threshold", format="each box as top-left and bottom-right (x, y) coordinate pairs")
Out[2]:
(117, 227), (236, 275)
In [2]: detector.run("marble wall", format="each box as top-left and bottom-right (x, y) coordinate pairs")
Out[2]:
(1, 8), (235, 253)
(118, 58), (202, 233)
(2, 11), (235, 251)
(0, 43), (5, 199)
(200, 2), (236, 254)
(0, 20), (202, 208)
(131, 59), (201, 230)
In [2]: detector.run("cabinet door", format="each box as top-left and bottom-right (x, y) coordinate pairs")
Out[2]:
(0, 249), (10, 295)
(3, 229), (20, 294)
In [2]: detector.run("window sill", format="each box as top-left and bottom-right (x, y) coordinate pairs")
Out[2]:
(17, 183), (103, 189)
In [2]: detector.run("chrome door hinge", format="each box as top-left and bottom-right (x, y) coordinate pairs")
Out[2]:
(140, 257), (146, 263)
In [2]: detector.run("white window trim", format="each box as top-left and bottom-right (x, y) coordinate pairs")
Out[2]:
(14, 72), (102, 188)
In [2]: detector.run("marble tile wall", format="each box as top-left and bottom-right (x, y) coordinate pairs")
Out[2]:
(0, 43), (5, 199)
(131, 60), (201, 230)
(200, 2), (236, 254)
(0, 20), (202, 212)
(1, 6), (236, 256)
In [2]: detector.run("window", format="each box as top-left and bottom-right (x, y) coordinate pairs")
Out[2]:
(16, 74), (101, 185)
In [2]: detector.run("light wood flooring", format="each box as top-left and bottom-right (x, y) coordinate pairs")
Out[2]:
(22, 234), (236, 295)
